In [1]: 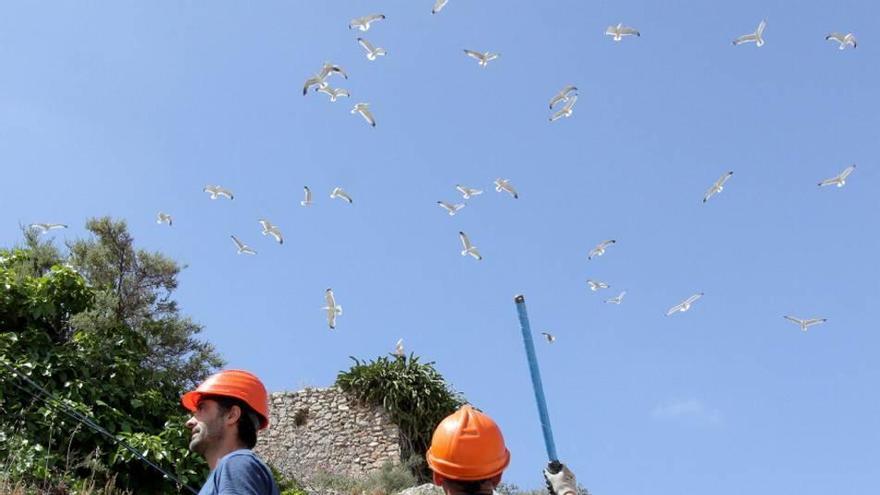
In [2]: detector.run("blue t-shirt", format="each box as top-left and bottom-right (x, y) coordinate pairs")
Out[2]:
(198, 449), (280, 495)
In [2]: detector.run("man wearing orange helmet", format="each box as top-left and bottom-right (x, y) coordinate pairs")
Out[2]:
(426, 405), (578, 495)
(181, 369), (280, 495)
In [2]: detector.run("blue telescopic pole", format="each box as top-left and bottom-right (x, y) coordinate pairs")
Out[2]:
(514, 294), (558, 462)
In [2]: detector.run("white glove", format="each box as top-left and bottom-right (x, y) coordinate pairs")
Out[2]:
(543, 461), (577, 495)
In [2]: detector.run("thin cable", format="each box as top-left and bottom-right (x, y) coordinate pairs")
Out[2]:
(0, 358), (198, 494)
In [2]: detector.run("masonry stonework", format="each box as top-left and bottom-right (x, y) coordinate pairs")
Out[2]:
(255, 386), (402, 484)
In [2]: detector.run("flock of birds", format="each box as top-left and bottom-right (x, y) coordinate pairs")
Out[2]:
(23, 7), (865, 353)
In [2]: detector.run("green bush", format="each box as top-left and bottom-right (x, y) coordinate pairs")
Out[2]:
(0, 228), (215, 493)
(336, 354), (464, 482)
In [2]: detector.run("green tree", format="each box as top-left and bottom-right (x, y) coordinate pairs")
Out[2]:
(0, 223), (217, 493)
(336, 354), (465, 481)
(67, 217), (222, 392)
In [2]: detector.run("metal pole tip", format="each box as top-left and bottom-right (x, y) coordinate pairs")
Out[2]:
(514, 294), (525, 303)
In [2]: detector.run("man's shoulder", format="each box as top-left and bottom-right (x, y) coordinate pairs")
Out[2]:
(212, 449), (279, 494)
(219, 449), (271, 471)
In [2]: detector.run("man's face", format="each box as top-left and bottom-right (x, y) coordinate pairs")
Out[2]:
(185, 398), (226, 454)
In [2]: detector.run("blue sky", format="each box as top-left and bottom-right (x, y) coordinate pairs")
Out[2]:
(2, 1), (879, 493)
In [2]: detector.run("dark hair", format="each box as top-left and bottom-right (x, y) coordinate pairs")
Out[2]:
(441, 478), (496, 495)
(209, 395), (261, 449)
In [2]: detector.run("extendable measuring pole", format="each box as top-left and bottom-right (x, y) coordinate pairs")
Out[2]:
(514, 294), (558, 462)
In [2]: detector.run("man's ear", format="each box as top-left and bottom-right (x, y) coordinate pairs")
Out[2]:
(223, 404), (243, 426)
(489, 473), (502, 487)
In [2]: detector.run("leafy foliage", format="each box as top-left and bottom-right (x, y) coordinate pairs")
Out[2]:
(306, 455), (420, 495)
(336, 354), (464, 481)
(0, 222), (219, 493)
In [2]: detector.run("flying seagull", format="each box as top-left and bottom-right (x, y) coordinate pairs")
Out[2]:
(666, 293), (703, 316)
(540, 332), (556, 343)
(605, 23), (640, 41)
(464, 49), (499, 67)
(784, 315), (827, 332)
(351, 102), (376, 127)
(204, 185), (234, 200)
(357, 38), (387, 61)
(349, 14), (385, 31)
(703, 171), (734, 203)
(230, 235), (256, 255)
(459, 231), (482, 260)
(322, 288), (343, 329)
(432, 0), (448, 14)
(549, 85), (578, 109)
(303, 63), (348, 95)
(437, 201), (465, 216)
(818, 164), (856, 188)
(549, 95), (578, 122)
(604, 291), (627, 304)
(300, 186), (313, 207)
(494, 178), (519, 199)
(588, 239), (616, 260)
(317, 86), (350, 102)
(394, 338), (405, 358)
(456, 184), (483, 199)
(258, 219), (283, 244)
(587, 279), (610, 292)
(825, 32), (857, 50)
(733, 20), (767, 47)
(330, 187), (353, 204)
(156, 212), (173, 226)
(29, 223), (68, 234)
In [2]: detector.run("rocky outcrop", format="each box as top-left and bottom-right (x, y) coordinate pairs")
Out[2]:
(255, 387), (401, 486)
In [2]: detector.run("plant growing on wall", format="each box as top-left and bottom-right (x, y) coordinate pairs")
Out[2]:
(336, 354), (465, 481)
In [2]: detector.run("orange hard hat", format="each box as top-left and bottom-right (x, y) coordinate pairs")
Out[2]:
(426, 404), (511, 482)
(181, 369), (270, 430)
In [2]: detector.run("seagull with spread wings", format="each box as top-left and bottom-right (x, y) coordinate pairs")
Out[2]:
(323, 289), (343, 329)
(432, 0), (448, 14)
(605, 23), (640, 41)
(784, 315), (827, 332)
(459, 232), (482, 260)
(494, 178), (518, 199)
(330, 187), (353, 204)
(587, 280), (610, 292)
(204, 185), (234, 200)
(231, 235), (256, 255)
(540, 332), (556, 343)
(317, 86), (350, 102)
(666, 293), (703, 316)
(456, 185), (483, 199)
(394, 339), (405, 358)
(438, 201), (465, 216)
(303, 63), (348, 95)
(550, 85), (578, 109)
(825, 32), (857, 50)
(818, 164), (856, 188)
(349, 14), (385, 31)
(258, 220), (283, 244)
(733, 20), (767, 47)
(549, 95), (578, 122)
(29, 223), (68, 234)
(588, 240), (616, 260)
(605, 291), (627, 305)
(357, 38), (387, 61)
(351, 102), (376, 127)
(156, 212), (173, 226)
(464, 49), (499, 67)
(300, 186), (313, 207)
(703, 171), (734, 203)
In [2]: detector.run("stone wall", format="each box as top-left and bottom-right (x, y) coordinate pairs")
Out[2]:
(255, 386), (401, 485)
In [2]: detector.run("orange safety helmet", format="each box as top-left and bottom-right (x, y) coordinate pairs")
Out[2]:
(426, 404), (511, 482)
(181, 369), (270, 430)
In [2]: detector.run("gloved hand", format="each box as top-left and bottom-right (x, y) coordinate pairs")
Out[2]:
(543, 461), (577, 495)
